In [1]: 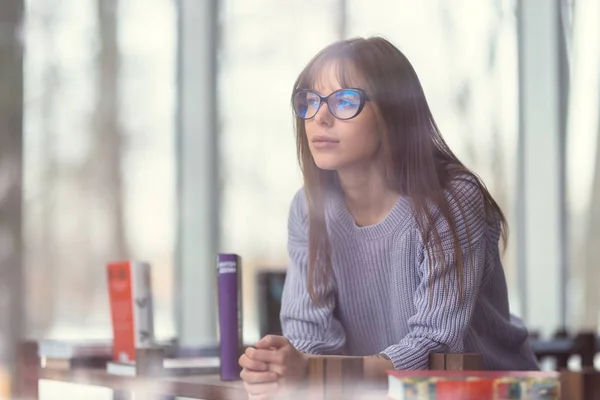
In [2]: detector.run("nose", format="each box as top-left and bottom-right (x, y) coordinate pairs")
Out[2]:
(314, 100), (334, 126)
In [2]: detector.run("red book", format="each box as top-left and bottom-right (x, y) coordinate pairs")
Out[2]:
(387, 370), (559, 380)
(436, 379), (494, 400)
(386, 370), (559, 400)
(107, 261), (154, 363)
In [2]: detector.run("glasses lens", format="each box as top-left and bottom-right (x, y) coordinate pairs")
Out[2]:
(293, 90), (320, 119)
(328, 89), (362, 119)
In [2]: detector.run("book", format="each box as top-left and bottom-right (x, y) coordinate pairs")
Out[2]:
(386, 370), (560, 400)
(217, 254), (243, 381)
(107, 261), (155, 363)
(41, 356), (110, 370)
(37, 339), (112, 359)
(106, 356), (220, 377)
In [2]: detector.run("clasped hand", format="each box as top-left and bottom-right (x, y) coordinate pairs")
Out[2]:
(238, 335), (308, 399)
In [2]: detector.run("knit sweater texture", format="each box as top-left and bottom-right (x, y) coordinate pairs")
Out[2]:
(280, 178), (540, 370)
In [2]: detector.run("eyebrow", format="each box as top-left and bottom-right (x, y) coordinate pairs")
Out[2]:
(308, 88), (358, 96)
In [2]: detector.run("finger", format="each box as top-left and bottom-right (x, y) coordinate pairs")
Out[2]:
(256, 335), (289, 350)
(240, 369), (279, 384)
(266, 362), (287, 377)
(247, 348), (283, 364)
(240, 353), (269, 371)
(244, 381), (279, 396)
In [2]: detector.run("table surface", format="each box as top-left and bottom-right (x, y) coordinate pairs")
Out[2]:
(39, 367), (389, 400)
(40, 368), (248, 400)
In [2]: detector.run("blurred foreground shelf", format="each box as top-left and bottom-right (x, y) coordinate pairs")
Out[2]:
(39, 368), (247, 400)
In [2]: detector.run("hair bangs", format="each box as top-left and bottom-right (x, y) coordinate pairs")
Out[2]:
(294, 43), (366, 94)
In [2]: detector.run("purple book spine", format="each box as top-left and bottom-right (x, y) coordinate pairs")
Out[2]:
(217, 254), (243, 381)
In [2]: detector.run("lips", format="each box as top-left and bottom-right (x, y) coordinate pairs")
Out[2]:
(311, 135), (339, 144)
(311, 135), (340, 149)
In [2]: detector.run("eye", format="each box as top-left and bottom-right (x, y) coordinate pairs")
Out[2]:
(337, 97), (359, 108)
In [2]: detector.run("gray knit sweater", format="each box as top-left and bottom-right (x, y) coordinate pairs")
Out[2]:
(280, 179), (540, 371)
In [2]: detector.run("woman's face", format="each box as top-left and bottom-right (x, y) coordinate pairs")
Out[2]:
(303, 63), (381, 172)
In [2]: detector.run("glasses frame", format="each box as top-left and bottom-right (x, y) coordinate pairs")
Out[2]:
(292, 88), (371, 121)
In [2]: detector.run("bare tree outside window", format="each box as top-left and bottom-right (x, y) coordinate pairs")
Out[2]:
(0, 0), (25, 393)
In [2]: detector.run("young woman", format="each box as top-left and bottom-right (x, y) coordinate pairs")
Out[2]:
(239, 36), (540, 398)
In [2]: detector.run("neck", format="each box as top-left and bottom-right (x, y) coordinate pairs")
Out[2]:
(336, 162), (399, 227)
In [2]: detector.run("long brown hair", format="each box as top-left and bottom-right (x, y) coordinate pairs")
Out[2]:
(292, 37), (508, 306)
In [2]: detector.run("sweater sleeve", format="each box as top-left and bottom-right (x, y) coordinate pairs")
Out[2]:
(279, 189), (346, 355)
(380, 178), (490, 369)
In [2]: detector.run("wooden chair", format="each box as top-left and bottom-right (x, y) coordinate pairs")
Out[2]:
(531, 330), (599, 370)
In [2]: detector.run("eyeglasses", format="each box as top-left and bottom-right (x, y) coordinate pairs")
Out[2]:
(292, 88), (370, 120)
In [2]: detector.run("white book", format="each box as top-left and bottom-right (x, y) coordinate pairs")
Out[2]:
(107, 261), (155, 363)
(106, 356), (220, 377)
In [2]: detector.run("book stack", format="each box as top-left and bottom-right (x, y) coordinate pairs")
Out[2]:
(106, 260), (155, 365)
(37, 339), (112, 370)
(106, 347), (220, 377)
(106, 260), (223, 377)
(386, 370), (560, 400)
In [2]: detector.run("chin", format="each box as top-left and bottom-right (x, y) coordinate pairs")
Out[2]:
(312, 156), (345, 171)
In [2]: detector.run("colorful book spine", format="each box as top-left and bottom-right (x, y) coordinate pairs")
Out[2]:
(107, 261), (155, 363)
(387, 374), (560, 400)
(217, 254), (243, 381)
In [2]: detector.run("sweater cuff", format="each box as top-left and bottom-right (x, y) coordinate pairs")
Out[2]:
(290, 339), (322, 354)
(289, 337), (344, 355)
(380, 344), (429, 370)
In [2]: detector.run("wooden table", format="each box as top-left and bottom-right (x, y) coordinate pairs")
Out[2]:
(37, 365), (388, 400)
(16, 341), (248, 400)
(18, 343), (388, 399)
(39, 368), (248, 400)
